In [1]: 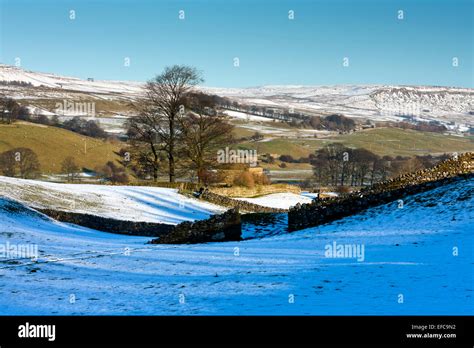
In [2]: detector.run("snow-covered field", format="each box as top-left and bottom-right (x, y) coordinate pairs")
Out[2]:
(0, 177), (471, 315)
(235, 193), (313, 209)
(223, 110), (273, 122)
(0, 176), (224, 225)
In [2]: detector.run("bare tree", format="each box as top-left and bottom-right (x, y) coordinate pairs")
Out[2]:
(95, 161), (129, 184)
(61, 156), (80, 182)
(0, 148), (41, 178)
(0, 150), (16, 176)
(0, 98), (20, 124)
(126, 113), (164, 182)
(130, 65), (203, 182)
(180, 93), (234, 183)
(311, 144), (380, 187)
(17, 148), (41, 178)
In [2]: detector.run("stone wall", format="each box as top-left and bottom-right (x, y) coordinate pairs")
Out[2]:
(198, 189), (287, 213)
(40, 207), (242, 244)
(150, 208), (241, 244)
(288, 152), (474, 231)
(39, 209), (174, 237)
(209, 183), (300, 198)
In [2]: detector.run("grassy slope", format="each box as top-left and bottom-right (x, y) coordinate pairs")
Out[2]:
(239, 139), (313, 158)
(237, 127), (474, 158)
(333, 128), (474, 156)
(0, 122), (122, 174)
(21, 97), (134, 115)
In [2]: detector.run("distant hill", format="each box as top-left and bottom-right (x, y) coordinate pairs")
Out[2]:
(1, 64), (472, 128)
(0, 122), (123, 174)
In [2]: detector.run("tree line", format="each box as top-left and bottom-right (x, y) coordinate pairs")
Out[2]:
(0, 97), (108, 138)
(309, 143), (446, 188)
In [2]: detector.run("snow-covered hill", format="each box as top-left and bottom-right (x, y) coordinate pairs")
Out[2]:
(0, 64), (143, 97)
(1, 64), (472, 126)
(0, 176), (471, 314)
(0, 176), (224, 225)
(203, 85), (474, 126)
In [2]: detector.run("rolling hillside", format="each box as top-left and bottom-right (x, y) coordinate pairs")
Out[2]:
(0, 173), (471, 314)
(0, 176), (224, 224)
(0, 122), (123, 174)
(333, 127), (474, 156)
(249, 127), (474, 159)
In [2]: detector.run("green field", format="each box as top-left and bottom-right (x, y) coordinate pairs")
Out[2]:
(0, 122), (123, 174)
(333, 128), (474, 156)
(239, 138), (313, 158)
(21, 97), (134, 115)
(239, 127), (474, 158)
(1, 122), (472, 179)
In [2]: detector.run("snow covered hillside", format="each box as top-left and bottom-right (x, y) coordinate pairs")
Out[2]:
(0, 64), (143, 99)
(0, 176), (224, 225)
(1, 65), (472, 127)
(203, 85), (474, 126)
(0, 176), (471, 315)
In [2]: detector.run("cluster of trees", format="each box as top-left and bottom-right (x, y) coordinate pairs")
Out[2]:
(225, 103), (306, 121)
(222, 100), (359, 133)
(291, 114), (356, 132)
(60, 156), (129, 184)
(61, 156), (80, 182)
(17, 110), (61, 127)
(62, 117), (108, 138)
(0, 97), (108, 139)
(126, 65), (234, 183)
(310, 143), (444, 187)
(279, 154), (310, 163)
(0, 97), (29, 124)
(0, 148), (41, 179)
(0, 80), (34, 87)
(391, 121), (447, 133)
(95, 161), (129, 183)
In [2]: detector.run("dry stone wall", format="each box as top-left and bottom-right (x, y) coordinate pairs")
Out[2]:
(150, 208), (241, 244)
(288, 153), (474, 231)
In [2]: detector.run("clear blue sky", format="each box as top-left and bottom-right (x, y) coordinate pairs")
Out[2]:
(0, 0), (472, 88)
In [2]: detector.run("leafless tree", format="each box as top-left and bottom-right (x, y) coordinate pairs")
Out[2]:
(0, 150), (16, 176)
(129, 65), (203, 182)
(0, 148), (41, 178)
(17, 148), (41, 178)
(61, 156), (80, 182)
(0, 98), (20, 124)
(180, 93), (234, 183)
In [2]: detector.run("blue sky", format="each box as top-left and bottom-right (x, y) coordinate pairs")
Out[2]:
(0, 0), (472, 87)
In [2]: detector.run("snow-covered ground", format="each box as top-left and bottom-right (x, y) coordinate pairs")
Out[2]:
(0, 177), (471, 315)
(0, 176), (224, 225)
(235, 193), (313, 209)
(223, 110), (274, 122)
(0, 64), (143, 97)
(2, 64), (472, 128)
(203, 85), (474, 126)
